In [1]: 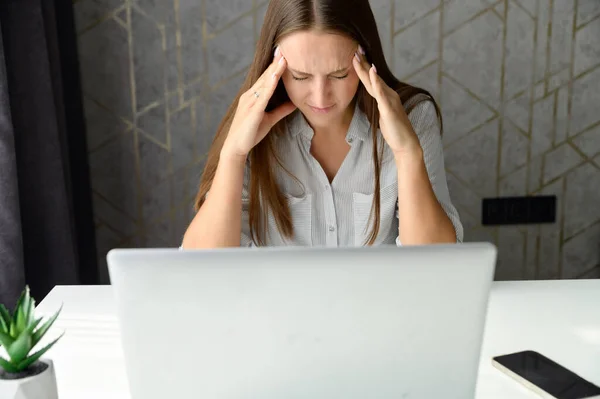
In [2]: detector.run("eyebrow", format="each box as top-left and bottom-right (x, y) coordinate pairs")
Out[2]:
(288, 67), (350, 76)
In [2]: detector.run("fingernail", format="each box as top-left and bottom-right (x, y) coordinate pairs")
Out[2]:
(358, 45), (365, 55)
(372, 64), (377, 74)
(274, 46), (280, 57)
(278, 56), (285, 65)
(272, 72), (277, 81)
(354, 52), (360, 62)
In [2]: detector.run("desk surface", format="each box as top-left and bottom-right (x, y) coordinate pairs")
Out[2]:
(36, 280), (600, 399)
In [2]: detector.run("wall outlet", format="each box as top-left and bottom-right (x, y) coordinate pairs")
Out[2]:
(482, 196), (556, 225)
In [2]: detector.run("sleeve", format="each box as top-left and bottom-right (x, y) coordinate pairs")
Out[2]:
(395, 98), (464, 245)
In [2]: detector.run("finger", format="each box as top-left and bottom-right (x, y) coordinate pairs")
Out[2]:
(369, 64), (385, 103)
(252, 55), (287, 110)
(369, 64), (396, 115)
(241, 51), (283, 107)
(352, 48), (375, 97)
(252, 47), (284, 92)
(263, 101), (297, 130)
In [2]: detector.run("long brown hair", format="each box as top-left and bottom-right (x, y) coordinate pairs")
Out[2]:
(195, 0), (441, 246)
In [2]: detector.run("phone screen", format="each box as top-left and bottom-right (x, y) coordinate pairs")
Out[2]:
(494, 351), (600, 399)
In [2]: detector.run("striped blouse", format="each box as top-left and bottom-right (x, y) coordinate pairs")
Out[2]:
(238, 94), (464, 247)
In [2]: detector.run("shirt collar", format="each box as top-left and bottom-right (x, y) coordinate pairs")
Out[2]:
(287, 101), (371, 142)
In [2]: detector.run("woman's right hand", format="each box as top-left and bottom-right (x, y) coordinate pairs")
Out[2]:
(221, 48), (297, 159)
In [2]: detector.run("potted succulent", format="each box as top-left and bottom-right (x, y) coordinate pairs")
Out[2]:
(0, 286), (63, 399)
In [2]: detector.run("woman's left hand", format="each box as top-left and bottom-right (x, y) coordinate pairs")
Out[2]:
(352, 46), (421, 158)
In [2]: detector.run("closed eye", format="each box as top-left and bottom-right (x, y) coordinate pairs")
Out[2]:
(292, 73), (349, 81)
(333, 74), (349, 80)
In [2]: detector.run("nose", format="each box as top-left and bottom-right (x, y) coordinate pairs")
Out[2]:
(311, 79), (331, 108)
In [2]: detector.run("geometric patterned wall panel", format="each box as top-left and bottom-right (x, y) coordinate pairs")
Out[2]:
(73, 0), (600, 282)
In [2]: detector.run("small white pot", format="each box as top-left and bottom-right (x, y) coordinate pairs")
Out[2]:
(0, 358), (58, 399)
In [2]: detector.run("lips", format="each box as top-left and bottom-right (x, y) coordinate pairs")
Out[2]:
(308, 105), (334, 114)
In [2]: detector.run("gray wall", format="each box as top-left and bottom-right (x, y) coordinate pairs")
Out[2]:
(73, 0), (600, 282)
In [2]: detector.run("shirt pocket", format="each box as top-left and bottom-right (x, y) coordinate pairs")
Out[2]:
(267, 193), (312, 246)
(352, 183), (398, 246)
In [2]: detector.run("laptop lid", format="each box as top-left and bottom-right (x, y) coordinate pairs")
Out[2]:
(107, 243), (496, 399)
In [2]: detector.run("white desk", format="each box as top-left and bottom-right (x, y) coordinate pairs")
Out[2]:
(35, 280), (600, 398)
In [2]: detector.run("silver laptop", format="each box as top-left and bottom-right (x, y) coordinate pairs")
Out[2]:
(107, 243), (496, 399)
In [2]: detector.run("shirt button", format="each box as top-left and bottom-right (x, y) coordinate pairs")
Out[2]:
(347, 138), (354, 143)
(329, 225), (335, 232)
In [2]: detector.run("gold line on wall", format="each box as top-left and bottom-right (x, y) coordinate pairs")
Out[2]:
(575, 11), (600, 31)
(567, 0), (578, 139)
(509, 88), (528, 101)
(130, 3), (162, 29)
(190, 98), (198, 167)
(394, 4), (442, 36)
(442, 0), (503, 38)
(557, 174), (568, 277)
(445, 169), (489, 199)
(441, 72), (499, 114)
(253, 0), (258, 45)
(137, 128), (170, 151)
(401, 59), (438, 82)
(390, 0), (395, 71)
(113, 15), (128, 30)
(87, 126), (133, 155)
(543, 0), (553, 95)
(125, 2), (145, 227)
(174, 0), (184, 105)
(210, 66), (250, 91)
(573, 61), (600, 80)
(563, 219), (600, 245)
(532, 65), (569, 86)
(77, 4), (127, 36)
(532, 88), (557, 104)
(93, 188), (139, 225)
(496, 0), (508, 198)
(526, 0), (541, 194)
(551, 89), (559, 145)
(442, 115), (499, 150)
(83, 94), (135, 131)
(205, 8), (257, 40)
(570, 119), (600, 141)
(137, 100), (162, 118)
(505, 117), (530, 138)
(567, 140), (594, 165)
(491, 5), (504, 22)
(512, 0), (536, 20)
(531, 159), (586, 195)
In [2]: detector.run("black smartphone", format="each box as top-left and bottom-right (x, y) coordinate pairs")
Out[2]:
(492, 350), (600, 399)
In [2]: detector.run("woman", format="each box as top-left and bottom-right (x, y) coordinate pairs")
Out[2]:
(182, 0), (463, 248)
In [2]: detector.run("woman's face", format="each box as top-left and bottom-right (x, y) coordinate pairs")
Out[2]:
(278, 30), (360, 129)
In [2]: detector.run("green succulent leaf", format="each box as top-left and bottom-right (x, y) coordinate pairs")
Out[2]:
(6, 317), (40, 365)
(17, 331), (64, 371)
(12, 287), (26, 317)
(32, 305), (62, 348)
(28, 299), (36, 325)
(0, 304), (10, 334)
(6, 331), (32, 365)
(0, 356), (19, 373)
(0, 329), (15, 349)
(15, 304), (26, 335)
(9, 318), (17, 338)
(21, 286), (31, 325)
(24, 298), (35, 327)
(0, 318), (8, 337)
